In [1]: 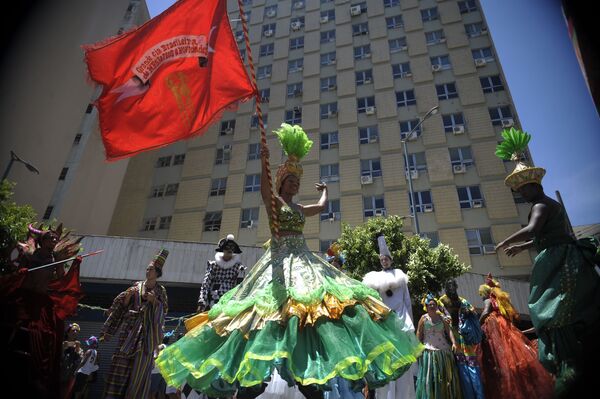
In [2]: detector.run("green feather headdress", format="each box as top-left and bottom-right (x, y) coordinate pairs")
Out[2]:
(496, 128), (545, 190)
(273, 123), (313, 192)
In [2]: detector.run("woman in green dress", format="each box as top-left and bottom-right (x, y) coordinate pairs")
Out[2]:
(156, 124), (423, 398)
(494, 128), (600, 396)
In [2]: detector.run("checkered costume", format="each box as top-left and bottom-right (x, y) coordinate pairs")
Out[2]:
(198, 254), (246, 310)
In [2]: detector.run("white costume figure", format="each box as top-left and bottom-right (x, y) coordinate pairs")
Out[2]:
(362, 235), (416, 399)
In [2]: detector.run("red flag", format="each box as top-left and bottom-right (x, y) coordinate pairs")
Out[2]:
(84, 0), (256, 161)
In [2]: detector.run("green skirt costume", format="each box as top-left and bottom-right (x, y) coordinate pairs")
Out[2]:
(156, 234), (423, 397)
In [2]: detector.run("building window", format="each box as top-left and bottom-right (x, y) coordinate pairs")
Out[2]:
(263, 23), (276, 36)
(442, 113), (465, 132)
(285, 108), (302, 124)
(364, 196), (386, 218)
(73, 134), (82, 145)
(359, 125), (379, 144)
(150, 185), (165, 198)
(425, 30), (446, 45)
(244, 174), (261, 192)
(472, 47), (494, 62)
(257, 65), (272, 79)
(384, 0), (400, 7)
(215, 148), (231, 165)
(251, 113), (267, 129)
(259, 43), (274, 57)
(421, 232), (440, 248)
(292, 0), (305, 10)
(264, 5), (277, 18)
(288, 59), (304, 73)
(466, 228), (495, 255)
(457, 186), (484, 209)
(43, 206), (53, 220)
(352, 2), (368, 13)
(321, 9), (335, 22)
(357, 96), (375, 113)
(320, 131), (339, 150)
(400, 119), (422, 139)
(406, 152), (427, 171)
(392, 62), (411, 79)
(436, 83), (459, 100)
(352, 22), (369, 36)
(164, 183), (179, 196)
(320, 199), (341, 221)
(431, 55), (451, 70)
(241, 208), (259, 228)
(480, 75), (504, 93)
(321, 30), (336, 43)
(287, 83), (303, 98)
(489, 106), (513, 126)
(258, 88), (270, 103)
(143, 217), (157, 231)
(248, 143), (260, 160)
(156, 156), (172, 168)
(354, 45), (371, 59)
(421, 7), (438, 22)
(465, 22), (486, 38)
(204, 212), (222, 232)
(158, 216), (172, 230)
(386, 15), (403, 29)
(321, 76), (337, 91)
(173, 154), (186, 165)
(291, 16), (305, 30)
(320, 163), (340, 182)
(355, 69), (373, 85)
(361, 159), (382, 178)
(220, 120), (236, 135)
(59, 167), (68, 180)
(458, 0), (478, 13)
(320, 103), (338, 119)
(449, 146), (474, 167)
(320, 52), (336, 66)
(289, 37), (304, 50)
(396, 90), (416, 107)
(210, 178), (227, 196)
(409, 190), (433, 213)
(388, 37), (407, 52)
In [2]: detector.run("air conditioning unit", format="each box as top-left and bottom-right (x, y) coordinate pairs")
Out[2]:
(423, 204), (434, 213)
(328, 110), (338, 118)
(245, 220), (255, 229)
(236, 34), (244, 42)
(365, 106), (376, 115)
(400, 71), (412, 78)
(399, 45), (408, 51)
(222, 144), (232, 152)
(481, 26), (488, 34)
(294, 89), (303, 97)
(266, 10), (276, 18)
(328, 212), (336, 222)
(293, 106), (302, 113)
(294, 1), (304, 9)
(439, 37), (447, 43)
(375, 210), (386, 217)
(360, 175), (373, 185)
(224, 127), (234, 134)
(320, 16), (329, 23)
(350, 5), (362, 16)
(364, 53), (372, 58)
(472, 199), (484, 208)
(474, 58), (487, 67)
(405, 169), (419, 180)
(363, 77), (372, 84)
(501, 118), (514, 128)
(328, 84), (337, 91)
(291, 21), (302, 31)
(483, 245), (496, 254)
(406, 131), (419, 141)
(250, 124), (258, 130)
(431, 64), (442, 72)
(452, 125), (465, 135)
(453, 164), (466, 174)
(368, 136), (378, 143)
(329, 59), (337, 65)
(264, 29), (274, 37)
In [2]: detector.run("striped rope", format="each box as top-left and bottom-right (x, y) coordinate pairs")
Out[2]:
(236, 0), (279, 238)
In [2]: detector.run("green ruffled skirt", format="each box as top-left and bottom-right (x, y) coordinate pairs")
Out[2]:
(157, 235), (423, 396)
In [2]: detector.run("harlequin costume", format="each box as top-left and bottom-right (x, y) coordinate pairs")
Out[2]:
(0, 223), (83, 398)
(101, 248), (169, 399)
(496, 128), (600, 392)
(478, 274), (553, 399)
(157, 124), (423, 398)
(197, 234), (246, 311)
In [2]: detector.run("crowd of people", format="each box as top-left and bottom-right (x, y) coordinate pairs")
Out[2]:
(1, 125), (599, 399)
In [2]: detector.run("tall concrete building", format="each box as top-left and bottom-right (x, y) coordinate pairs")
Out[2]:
(108, 0), (534, 278)
(0, 0), (150, 235)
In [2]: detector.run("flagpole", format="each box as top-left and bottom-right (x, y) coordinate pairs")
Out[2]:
(237, 0), (279, 239)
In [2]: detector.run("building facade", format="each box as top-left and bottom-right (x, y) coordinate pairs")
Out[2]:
(0, 0), (150, 235)
(108, 0), (534, 278)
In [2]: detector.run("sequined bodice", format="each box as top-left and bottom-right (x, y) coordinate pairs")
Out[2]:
(276, 204), (305, 233)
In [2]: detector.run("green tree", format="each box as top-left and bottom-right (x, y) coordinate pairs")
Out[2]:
(0, 180), (36, 273)
(337, 215), (470, 301)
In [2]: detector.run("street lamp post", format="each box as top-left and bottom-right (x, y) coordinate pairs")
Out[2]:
(2, 150), (40, 182)
(401, 105), (439, 235)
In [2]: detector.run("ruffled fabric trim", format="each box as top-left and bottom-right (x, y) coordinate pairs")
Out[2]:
(362, 269), (407, 293)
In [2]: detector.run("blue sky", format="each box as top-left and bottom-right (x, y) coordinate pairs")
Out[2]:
(147, 0), (599, 226)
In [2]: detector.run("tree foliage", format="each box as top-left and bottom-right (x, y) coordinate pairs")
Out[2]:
(0, 180), (36, 272)
(338, 215), (470, 301)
